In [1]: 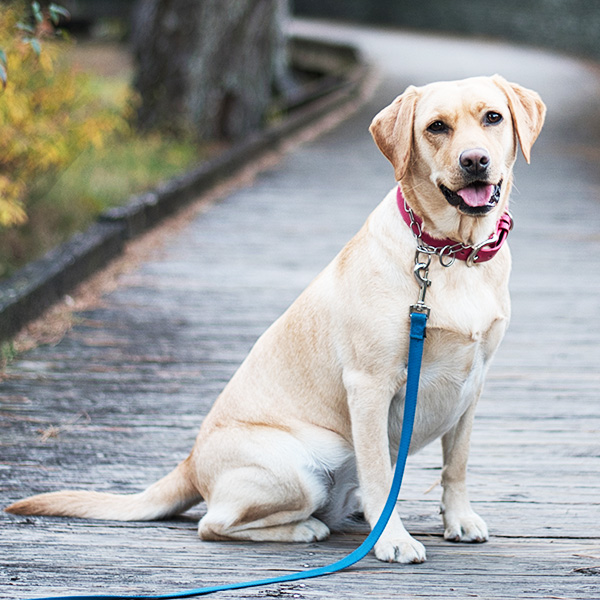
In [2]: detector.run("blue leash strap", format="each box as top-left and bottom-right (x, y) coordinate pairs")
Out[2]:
(29, 311), (428, 600)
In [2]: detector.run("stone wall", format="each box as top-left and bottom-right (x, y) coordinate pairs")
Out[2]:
(292, 0), (600, 60)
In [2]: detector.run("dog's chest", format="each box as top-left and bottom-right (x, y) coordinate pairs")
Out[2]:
(388, 314), (507, 454)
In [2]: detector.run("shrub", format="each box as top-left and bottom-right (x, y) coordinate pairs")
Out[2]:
(0, 1), (130, 228)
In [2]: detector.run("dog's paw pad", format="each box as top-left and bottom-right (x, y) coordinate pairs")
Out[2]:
(374, 536), (426, 563)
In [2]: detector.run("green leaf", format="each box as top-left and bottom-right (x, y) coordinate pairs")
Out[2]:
(49, 4), (71, 25)
(16, 22), (36, 35)
(32, 1), (43, 24)
(24, 37), (42, 57)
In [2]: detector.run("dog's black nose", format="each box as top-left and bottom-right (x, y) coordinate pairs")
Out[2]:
(459, 148), (490, 176)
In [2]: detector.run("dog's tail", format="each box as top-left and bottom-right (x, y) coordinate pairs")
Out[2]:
(5, 457), (202, 521)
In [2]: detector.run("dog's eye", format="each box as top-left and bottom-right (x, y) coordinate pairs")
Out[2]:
(427, 120), (448, 134)
(485, 111), (503, 125)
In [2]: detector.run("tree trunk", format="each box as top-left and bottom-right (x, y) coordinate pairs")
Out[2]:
(131, 0), (289, 141)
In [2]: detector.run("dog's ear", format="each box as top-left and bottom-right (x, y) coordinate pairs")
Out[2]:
(369, 86), (419, 181)
(492, 75), (546, 163)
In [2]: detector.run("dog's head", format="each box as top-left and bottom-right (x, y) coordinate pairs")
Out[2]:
(370, 76), (546, 238)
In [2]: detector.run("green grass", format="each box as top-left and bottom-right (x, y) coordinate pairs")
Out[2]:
(0, 133), (208, 279)
(42, 134), (205, 215)
(1, 340), (17, 371)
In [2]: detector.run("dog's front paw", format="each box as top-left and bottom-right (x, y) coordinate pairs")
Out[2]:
(374, 534), (426, 563)
(443, 510), (488, 543)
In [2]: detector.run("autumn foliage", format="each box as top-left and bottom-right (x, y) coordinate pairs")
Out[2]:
(0, 2), (129, 228)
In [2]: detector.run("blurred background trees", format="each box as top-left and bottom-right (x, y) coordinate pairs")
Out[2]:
(294, 0), (600, 61)
(1, 0), (292, 277)
(132, 0), (289, 140)
(0, 1), (135, 275)
(0, 2), (126, 228)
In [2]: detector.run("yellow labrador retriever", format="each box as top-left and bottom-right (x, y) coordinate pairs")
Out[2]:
(7, 75), (545, 564)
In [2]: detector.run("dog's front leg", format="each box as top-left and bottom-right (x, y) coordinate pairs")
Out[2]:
(440, 399), (489, 543)
(345, 370), (426, 563)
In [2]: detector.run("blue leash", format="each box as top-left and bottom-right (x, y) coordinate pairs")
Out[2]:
(29, 310), (428, 600)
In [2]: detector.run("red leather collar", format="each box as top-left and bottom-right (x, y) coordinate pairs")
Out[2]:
(396, 186), (513, 265)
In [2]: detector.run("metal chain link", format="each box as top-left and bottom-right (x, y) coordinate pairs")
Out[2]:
(403, 197), (478, 268)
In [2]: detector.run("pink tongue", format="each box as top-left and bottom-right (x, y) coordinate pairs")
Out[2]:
(457, 184), (494, 207)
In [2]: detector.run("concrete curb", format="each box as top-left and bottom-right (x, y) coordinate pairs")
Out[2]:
(0, 38), (370, 345)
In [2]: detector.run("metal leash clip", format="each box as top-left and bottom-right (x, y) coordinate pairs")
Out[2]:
(466, 232), (499, 267)
(410, 249), (432, 317)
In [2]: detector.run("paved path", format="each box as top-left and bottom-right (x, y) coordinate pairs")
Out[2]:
(2, 20), (600, 600)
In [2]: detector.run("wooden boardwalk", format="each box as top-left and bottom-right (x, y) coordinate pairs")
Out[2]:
(2, 22), (600, 600)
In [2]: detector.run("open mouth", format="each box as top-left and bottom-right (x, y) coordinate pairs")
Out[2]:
(440, 180), (503, 216)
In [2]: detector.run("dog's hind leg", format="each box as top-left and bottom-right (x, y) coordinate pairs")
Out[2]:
(194, 423), (355, 543)
(197, 465), (330, 543)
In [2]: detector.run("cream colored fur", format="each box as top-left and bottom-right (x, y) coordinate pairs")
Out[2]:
(6, 75), (546, 564)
